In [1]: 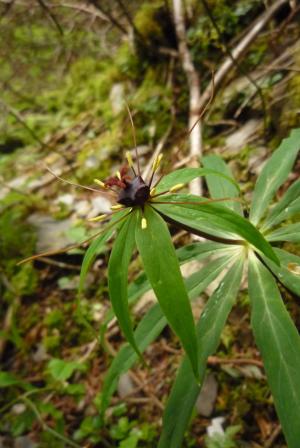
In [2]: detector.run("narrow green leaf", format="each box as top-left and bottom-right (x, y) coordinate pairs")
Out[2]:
(79, 230), (113, 293)
(79, 210), (129, 293)
(135, 206), (199, 379)
(248, 254), (300, 448)
(250, 128), (300, 225)
(152, 194), (279, 265)
(176, 241), (233, 264)
(101, 253), (234, 416)
(158, 257), (243, 448)
(108, 211), (141, 358)
(203, 154), (243, 215)
(262, 178), (300, 231)
(101, 242), (231, 332)
(156, 167), (240, 193)
(263, 248), (300, 296)
(266, 223), (300, 243)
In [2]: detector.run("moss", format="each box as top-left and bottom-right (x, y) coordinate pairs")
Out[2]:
(279, 72), (300, 135)
(0, 207), (36, 264)
(131, 68), (172, 141)
(134, 2), (176, 62)
(134, 2), (164, 42)
(115, 43), (142, 80)
(43, 334), (61, 352)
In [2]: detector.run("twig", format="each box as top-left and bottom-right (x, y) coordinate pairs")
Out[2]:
(199, 0), (268, 131)
(78, 339), (98, 363)
(197, 0), (290, 111)
(36, 0), (64, 35)
(114, 0), (144, 43)
(52, 1), (109, 21)
(265, 424), (282, 448)
(0, 99), (49, 150)
(38, 257), (81, 270)
(208, 355), (263, 368)
(22, 397), (81, 448)
(88, 0), (128, 35)
(128, 371), (164, 411)
(142, 122), (173, 180)
(172, 0), (203, 196)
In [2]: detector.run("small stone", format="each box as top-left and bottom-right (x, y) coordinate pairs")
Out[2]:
(74, 200), (90, 217)
(55, 193), (75, 207)
(32, 344), (49, 362)
(196, 373), (218, 417)
(88, 196), (112, 217)
(11, 403), (26, 415)
(207, 416), (225, 437)
(110, 83), (125, 114)
(27, 214), (73, 252)
(14, 436), (37, 448)
(224, 120), (261, 155)
(117, 373), (135, 399)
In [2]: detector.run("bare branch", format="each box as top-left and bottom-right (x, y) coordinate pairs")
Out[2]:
(198, 0), (291, 111)
(36, 0), (64, 35)
(87, 0), (128, 34)
(172, 0), (202, 196)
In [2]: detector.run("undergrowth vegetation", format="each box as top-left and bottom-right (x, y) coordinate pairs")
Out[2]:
(0, 1), (299, 447)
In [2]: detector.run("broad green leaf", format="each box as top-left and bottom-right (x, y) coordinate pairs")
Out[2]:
(262, 178), (300, 231)
(203, 154), (243, 215)
(152, 194), (279, 265)
(108, 211), (141, 358)
(47, 358), (85, 382)
(156, 167), (239, 193)
(100, 253), (234, 416)
(263, 248), (300, 296)
(136, 206), (199, 378)
(158, 257), (243, 448)
(248, 254), (300, 448)
(249, 128), (300, 225)
(265, 223), (300, 243)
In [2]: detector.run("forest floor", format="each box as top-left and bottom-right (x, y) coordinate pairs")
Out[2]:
(1, 2), (300, 447)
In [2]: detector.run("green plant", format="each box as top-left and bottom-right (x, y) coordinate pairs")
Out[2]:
(20, 128), (300, 447)
(205, 424), (241, 448)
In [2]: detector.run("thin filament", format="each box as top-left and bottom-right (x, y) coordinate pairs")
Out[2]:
(125, 101), (141, 176)
(150, 173), (165, 190)
(18, 210), (131, 265)
(44, 165), (108, 194)
(188, 70), (215, 137)
(150, 197), (242, 206)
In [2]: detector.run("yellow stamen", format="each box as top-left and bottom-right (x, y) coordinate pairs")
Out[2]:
(152, 154), (163, 172)
(116, 171), (121, 180)
(141, 218), (147, 229)
(126, 151), (133, 167)
(88, 214), (107, 222)
(94, 179), (106, 189)
(111, 204), (124, 210)
(169, 183), (185, 193)
(150, 187), (156, 196)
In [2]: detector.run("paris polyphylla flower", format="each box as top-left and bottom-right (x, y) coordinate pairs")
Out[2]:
(20, 102), (277, 381)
